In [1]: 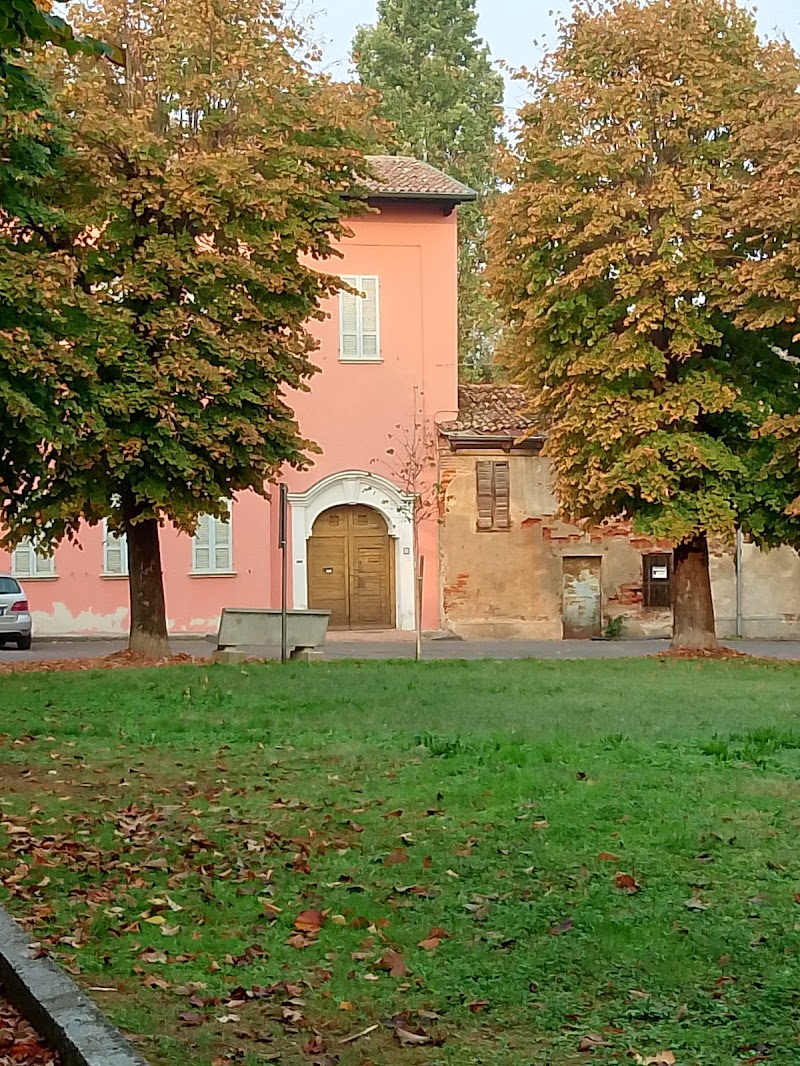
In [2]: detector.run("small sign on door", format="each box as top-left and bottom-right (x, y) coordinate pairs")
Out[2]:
(651, 564), (668, 579)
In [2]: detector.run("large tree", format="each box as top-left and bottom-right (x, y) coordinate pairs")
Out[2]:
(7, 0), (378, 656)
(0, 0), (117, 81)
(728, 69), (800, 526)
(0, 3), (102, 527)
(488, 0), (800, 650)
(352, 0), (504, 378)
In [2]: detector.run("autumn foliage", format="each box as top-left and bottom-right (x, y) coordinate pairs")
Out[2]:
(489, 0), (800, 648)
(2, 0), (380, 654)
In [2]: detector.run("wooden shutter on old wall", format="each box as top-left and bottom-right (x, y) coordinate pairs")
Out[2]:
(475, 461), (511, 531)
(476, 461), (495, 530)
(493, 461), (511, 530)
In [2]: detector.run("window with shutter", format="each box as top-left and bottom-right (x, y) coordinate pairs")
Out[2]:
(493, 462), (511, 530)
(11, 538), (56, 577)
(192, 502), (233, 573)
(339, 275), (381, 361)
(476, 461), (494, 530)
(102, 521), (129, 576)
(475, 461), (512, 532)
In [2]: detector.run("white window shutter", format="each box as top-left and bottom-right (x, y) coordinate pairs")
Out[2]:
(34, 551), (55, 577)
(214, 511), (231, 571)
(193, 515), (211, 571)
(12, 540), (33, 577)
(193, 503), (231, 572)
(104, 522), (128, 575)
(360, 276), (379, 358)
(340, 283), (360, 359)
(105, 540), (123, 575)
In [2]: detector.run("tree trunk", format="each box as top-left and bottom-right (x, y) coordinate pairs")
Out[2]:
(122, 496), (171, 657)
(671, 532), (718, 651)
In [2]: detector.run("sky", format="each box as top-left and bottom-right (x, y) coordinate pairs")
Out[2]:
(308, 0), (800, 112)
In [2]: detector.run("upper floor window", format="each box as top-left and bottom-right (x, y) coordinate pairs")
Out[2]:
(11, 538), (56, 578)
(192, 501), (233, 574)
(476, 460), (511, 531)
(339, 275), (380, 362)
(103, 521), (129, 576)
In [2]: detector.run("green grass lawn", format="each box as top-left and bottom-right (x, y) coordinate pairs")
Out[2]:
(2, 658), (800, 1066)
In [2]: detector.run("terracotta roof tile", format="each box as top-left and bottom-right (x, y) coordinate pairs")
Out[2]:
(440, 384), (544, 438)
(364, 156), (477, 202)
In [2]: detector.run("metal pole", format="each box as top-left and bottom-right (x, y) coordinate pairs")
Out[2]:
(415, 555), (424, 662)
(279, 483), (288, 663)
(735, 526), (744, 639)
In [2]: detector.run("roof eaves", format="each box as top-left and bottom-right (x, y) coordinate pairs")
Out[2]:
(365, 188), (478, 204)
(440, 430), (546, 449)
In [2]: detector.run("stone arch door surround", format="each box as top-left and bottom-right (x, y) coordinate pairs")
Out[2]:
(288, 471), (415, 630)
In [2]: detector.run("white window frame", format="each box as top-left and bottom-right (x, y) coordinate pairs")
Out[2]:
(339, 275), (381, 362)
(191, 500), (234, 575)
(11, 538), (56, 579)
(102, 520), (129, 577)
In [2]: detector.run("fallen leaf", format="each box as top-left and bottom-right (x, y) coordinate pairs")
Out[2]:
(140, 949), (167, 965)
(294, 909), (326, 933)
(615, 872), (641, 893)
(683, 898), (711, 911)
(428, 926), (451, 939)
(178, 1011), (205, 1027)
(579, 1033), (613, 1051)
(303, 1034), (326, 1055)
(468, 1000), (489, 1013)
(548, 918), (573, 935)
(374, 950), (408, 978)
(395, 1027), (430, 1047)
(418, 937), (441, 951)
(598, 852), (620, 862)
(629, 1051), (676, 1066)
(384, 849), (409, 867)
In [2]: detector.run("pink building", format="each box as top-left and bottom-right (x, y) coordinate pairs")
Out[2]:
(2, 157), (473, 637)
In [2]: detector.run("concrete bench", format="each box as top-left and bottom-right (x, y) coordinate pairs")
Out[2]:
(213, 607), (331, 663)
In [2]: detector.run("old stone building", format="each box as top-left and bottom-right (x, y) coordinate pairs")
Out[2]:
(439, 385), (800, 640)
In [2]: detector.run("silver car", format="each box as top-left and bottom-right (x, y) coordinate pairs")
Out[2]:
(0, 573), (32, 650)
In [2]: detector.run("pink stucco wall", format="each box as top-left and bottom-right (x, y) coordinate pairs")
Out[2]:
(1, 201), (459, 636)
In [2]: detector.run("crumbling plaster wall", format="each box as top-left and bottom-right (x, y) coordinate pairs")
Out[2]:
(440, 446), (800, 640)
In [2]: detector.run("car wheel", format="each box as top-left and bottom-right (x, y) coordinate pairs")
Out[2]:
(16, 634), (32, 651)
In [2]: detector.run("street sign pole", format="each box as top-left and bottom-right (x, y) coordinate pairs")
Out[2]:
(279, 484), (288, 663)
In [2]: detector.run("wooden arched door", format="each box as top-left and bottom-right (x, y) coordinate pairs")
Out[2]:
(308, 505), (395, 629)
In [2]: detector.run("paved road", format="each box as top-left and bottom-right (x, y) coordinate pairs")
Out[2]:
(2, 636), (800, 662)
